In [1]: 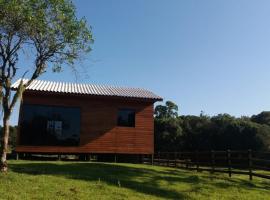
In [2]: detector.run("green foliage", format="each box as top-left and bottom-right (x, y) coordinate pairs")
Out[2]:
(154, 101), (178, 119)
(155, 117), (182, 152)
(0, 0), (93, 73)
(1, 161), (269, 200)
(155, 102), (270, 152)
(251, 112), (270, 126)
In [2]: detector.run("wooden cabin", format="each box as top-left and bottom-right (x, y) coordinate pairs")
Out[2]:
(12, 79), (162, 157)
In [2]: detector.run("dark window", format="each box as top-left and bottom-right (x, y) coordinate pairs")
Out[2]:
(20, 104), (81, 146)
(117, 109), (135, 127)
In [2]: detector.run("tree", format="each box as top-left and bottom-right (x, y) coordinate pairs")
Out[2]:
(154, 101), (178, 119)
(0, 125), (17, 151)
(251, 111), (270, 126)
(154, 101), (182, 152)
(0, 0), (93, 172)
(155, 117), (183, 152)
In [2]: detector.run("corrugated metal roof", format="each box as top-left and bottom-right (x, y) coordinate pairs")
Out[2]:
(11, 79), (163, 101)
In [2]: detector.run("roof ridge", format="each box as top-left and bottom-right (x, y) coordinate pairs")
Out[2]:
(19, 78), (151, 91)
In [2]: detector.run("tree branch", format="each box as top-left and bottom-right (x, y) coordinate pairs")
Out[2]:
(9, 71), (28, 111)
(9, 37), (23, 56)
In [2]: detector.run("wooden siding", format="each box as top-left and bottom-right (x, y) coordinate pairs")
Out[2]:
(16, 91), (155, 154)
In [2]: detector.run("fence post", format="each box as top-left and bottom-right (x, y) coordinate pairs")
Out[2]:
(227, 149), (232, 177)
(196, 151), (199, 172)
(185, 153), (189, 169)
(158, 152), (160, 165)
(211, 150), (215, 174)
(167, 152), (170, 167)
(174, 152), (177, 167)
(248, 149), (253, 180)
(178, 152), (182, 168)
(151, 154), (154, 165)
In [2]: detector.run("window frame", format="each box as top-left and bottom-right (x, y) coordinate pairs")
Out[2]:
(19, 103), (81, 146)
(117, 108), (136, 128)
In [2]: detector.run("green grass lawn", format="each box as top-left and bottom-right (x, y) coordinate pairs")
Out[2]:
(0, 160), (270, 200)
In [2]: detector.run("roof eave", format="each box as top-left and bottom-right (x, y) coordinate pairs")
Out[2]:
(21, 89), (163, 102)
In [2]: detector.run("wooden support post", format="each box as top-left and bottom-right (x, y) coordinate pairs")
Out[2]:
(151, 154), (154, 165)
(248, 149), (253, 181)
(211, 150), (215, 174)
(58, 154), (61, 161)
(114, 154), (117, 163)
(16, 153), (19, 160)
(227, 149), (232, 177)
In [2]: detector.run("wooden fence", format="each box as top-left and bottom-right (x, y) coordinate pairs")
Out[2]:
(143, 150), (270, 180)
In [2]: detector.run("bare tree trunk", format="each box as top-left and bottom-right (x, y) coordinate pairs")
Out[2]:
(1, 114), (10, 172)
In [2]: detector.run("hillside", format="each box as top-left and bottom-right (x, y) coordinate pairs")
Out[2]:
(1, 161), (270, 200)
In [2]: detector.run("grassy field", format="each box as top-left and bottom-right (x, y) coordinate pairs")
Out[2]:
(0, 160), (270, 200)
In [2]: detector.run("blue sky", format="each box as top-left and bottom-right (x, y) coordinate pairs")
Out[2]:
(9, 0), (270, 125)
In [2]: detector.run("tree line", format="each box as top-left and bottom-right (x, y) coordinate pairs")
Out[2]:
(155, 101), (270, 152)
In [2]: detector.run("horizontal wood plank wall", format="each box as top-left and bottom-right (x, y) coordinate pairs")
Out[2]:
(16, 91), (154, 154)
